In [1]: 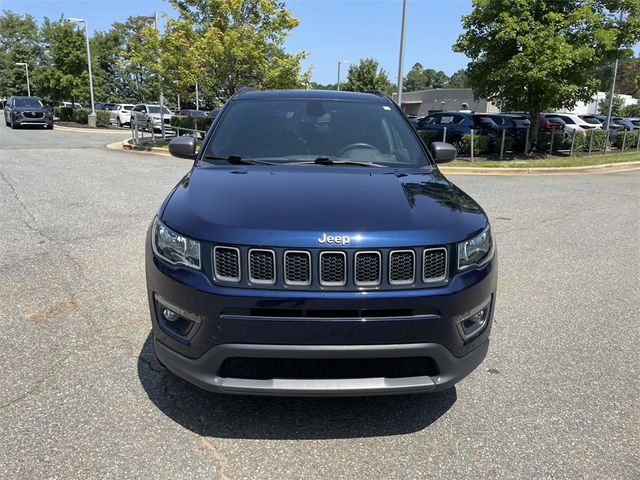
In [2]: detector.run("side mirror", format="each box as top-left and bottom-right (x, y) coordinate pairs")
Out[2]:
(430, 141), (457, 163)
(169, 136), (196, 159)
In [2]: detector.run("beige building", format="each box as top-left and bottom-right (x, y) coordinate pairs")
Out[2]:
(393, 88), (499, 116)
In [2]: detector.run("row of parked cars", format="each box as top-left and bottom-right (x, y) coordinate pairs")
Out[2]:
(409, 110), (640, 150)
(539, 113), (640, 135)
(410, 112), (532, 150)
(98, 103), (217, 130)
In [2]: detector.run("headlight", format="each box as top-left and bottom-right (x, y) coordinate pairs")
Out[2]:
(457, 227), (494, 270)
(152, 218), (201, 269)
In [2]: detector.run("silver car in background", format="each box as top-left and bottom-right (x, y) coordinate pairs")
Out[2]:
(109, 104), (135, 127)
(130, 104), (173, 132)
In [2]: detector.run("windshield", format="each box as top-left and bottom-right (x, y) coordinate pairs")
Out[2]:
(15, 98), (42, 108)
(202, 98), (429, 167)
(186, 110), (207, 118)
(582, 117), (601, 124)
(148, 106), (172, 114)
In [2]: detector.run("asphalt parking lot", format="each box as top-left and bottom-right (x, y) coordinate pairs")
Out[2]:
(1, 124), (638, 480)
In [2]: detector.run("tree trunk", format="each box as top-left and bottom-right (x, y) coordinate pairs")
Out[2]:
(530, 109), (540, 149)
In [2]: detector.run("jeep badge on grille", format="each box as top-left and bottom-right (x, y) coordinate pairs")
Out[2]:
(317, 234), (350, 245)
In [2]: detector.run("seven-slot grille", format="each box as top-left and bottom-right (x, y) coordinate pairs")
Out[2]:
(211, 246), (448, 289)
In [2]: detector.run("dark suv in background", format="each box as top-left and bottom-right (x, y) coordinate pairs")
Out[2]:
(146, 89), (497, 397)
(415, 112), (498, 150)
(4, 96), (53, 129)
(481, 113), (531, 150)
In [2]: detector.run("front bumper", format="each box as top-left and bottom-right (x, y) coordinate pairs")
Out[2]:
(155, 338), (489, 396)
(15, 117), (52, 127)
(146, 233), (497, 396)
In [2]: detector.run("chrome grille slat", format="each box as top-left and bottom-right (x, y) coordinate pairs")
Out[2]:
(213, 246), (240, 282)
(249, 249), (276, 284)
(354, 251), (381, 286)
(284, 251), (311, 285)
(423, 247), (447, 282)
(319, 251), (347, 286)
(389, 250), (415, 285)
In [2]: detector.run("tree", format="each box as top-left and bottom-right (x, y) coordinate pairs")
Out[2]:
(310, 81), (337, 90)
(622, 102), (640, 116)
(403, 63), (449, 92)
(0, 11), (43, 98)
(120, 16), (162, 103)
(596, 51), (640, 98)
(90, 28), (127, 102)
(342, 58), (393, 94)
(156, 0), (310, 105)
(598, 93), (625, 115)
(35, 17), (89, 104)
(453, 0), (640, 143)
(447, 69), (470, 89)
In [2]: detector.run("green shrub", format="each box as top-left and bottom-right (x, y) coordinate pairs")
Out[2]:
(73, 108), (89, 124)
(96, 110), (110, 128)
(170, 115), (213, 133)
(417, 130), (440, 147)
(458, 133), (490, 155)
(535, 130), (567, 151)
(53, 106), (74, 121)
(613, 130), (640, 150)
(585, 129), (610, 152)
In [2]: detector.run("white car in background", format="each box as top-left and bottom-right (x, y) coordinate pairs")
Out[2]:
(109, 104), (135, 127)
(541, 113), (601, 134)
(130, 104), (174, 132)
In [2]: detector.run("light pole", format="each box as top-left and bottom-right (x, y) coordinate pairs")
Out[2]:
(605, 9), (625, 132)
(15, 63), (30, 96)
(144, 13), (166, 138)
(173, 80), (181, 112)
(195, 80), (200, 110)
(67, 18), (96, 127)
(396, 0), (408, 109)
(337, 60), (349, 91)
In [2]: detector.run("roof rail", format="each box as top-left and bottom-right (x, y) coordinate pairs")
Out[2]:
(364, 90), (387, 98)
(231, 86), (256, 100)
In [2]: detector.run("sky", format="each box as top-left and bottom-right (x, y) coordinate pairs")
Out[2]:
(0, 0), (474, 84)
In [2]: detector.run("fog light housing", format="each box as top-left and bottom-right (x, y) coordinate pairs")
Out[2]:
(457, 300), (491, 341)
(154, 294), (202, 341)
(162, 308), (181, 322)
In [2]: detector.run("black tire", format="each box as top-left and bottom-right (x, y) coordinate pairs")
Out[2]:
(117, 117), (122, 127)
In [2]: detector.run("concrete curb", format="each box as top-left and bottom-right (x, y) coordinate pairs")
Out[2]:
(440, 161), (640, 175)
(55, 124), (131, 135)
(106, 138), (640, 174)
(106, 139), (171, 156)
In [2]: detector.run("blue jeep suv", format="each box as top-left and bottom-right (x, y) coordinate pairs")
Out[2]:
(146, 89), (497, 396)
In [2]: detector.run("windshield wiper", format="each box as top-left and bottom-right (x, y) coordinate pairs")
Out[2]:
(202, 155), (280, 166)
(310, 156), (386, 168)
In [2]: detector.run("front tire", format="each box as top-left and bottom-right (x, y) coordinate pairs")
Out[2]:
(117, 117), (122, 127)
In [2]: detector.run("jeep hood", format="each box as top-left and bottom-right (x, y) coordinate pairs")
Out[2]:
(161, 166), (488, 248)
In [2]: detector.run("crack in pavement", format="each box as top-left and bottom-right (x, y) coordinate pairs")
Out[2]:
(0, 350), (77, 409)
(0, 170), (150, 404)
(199, 437), (232, 480)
